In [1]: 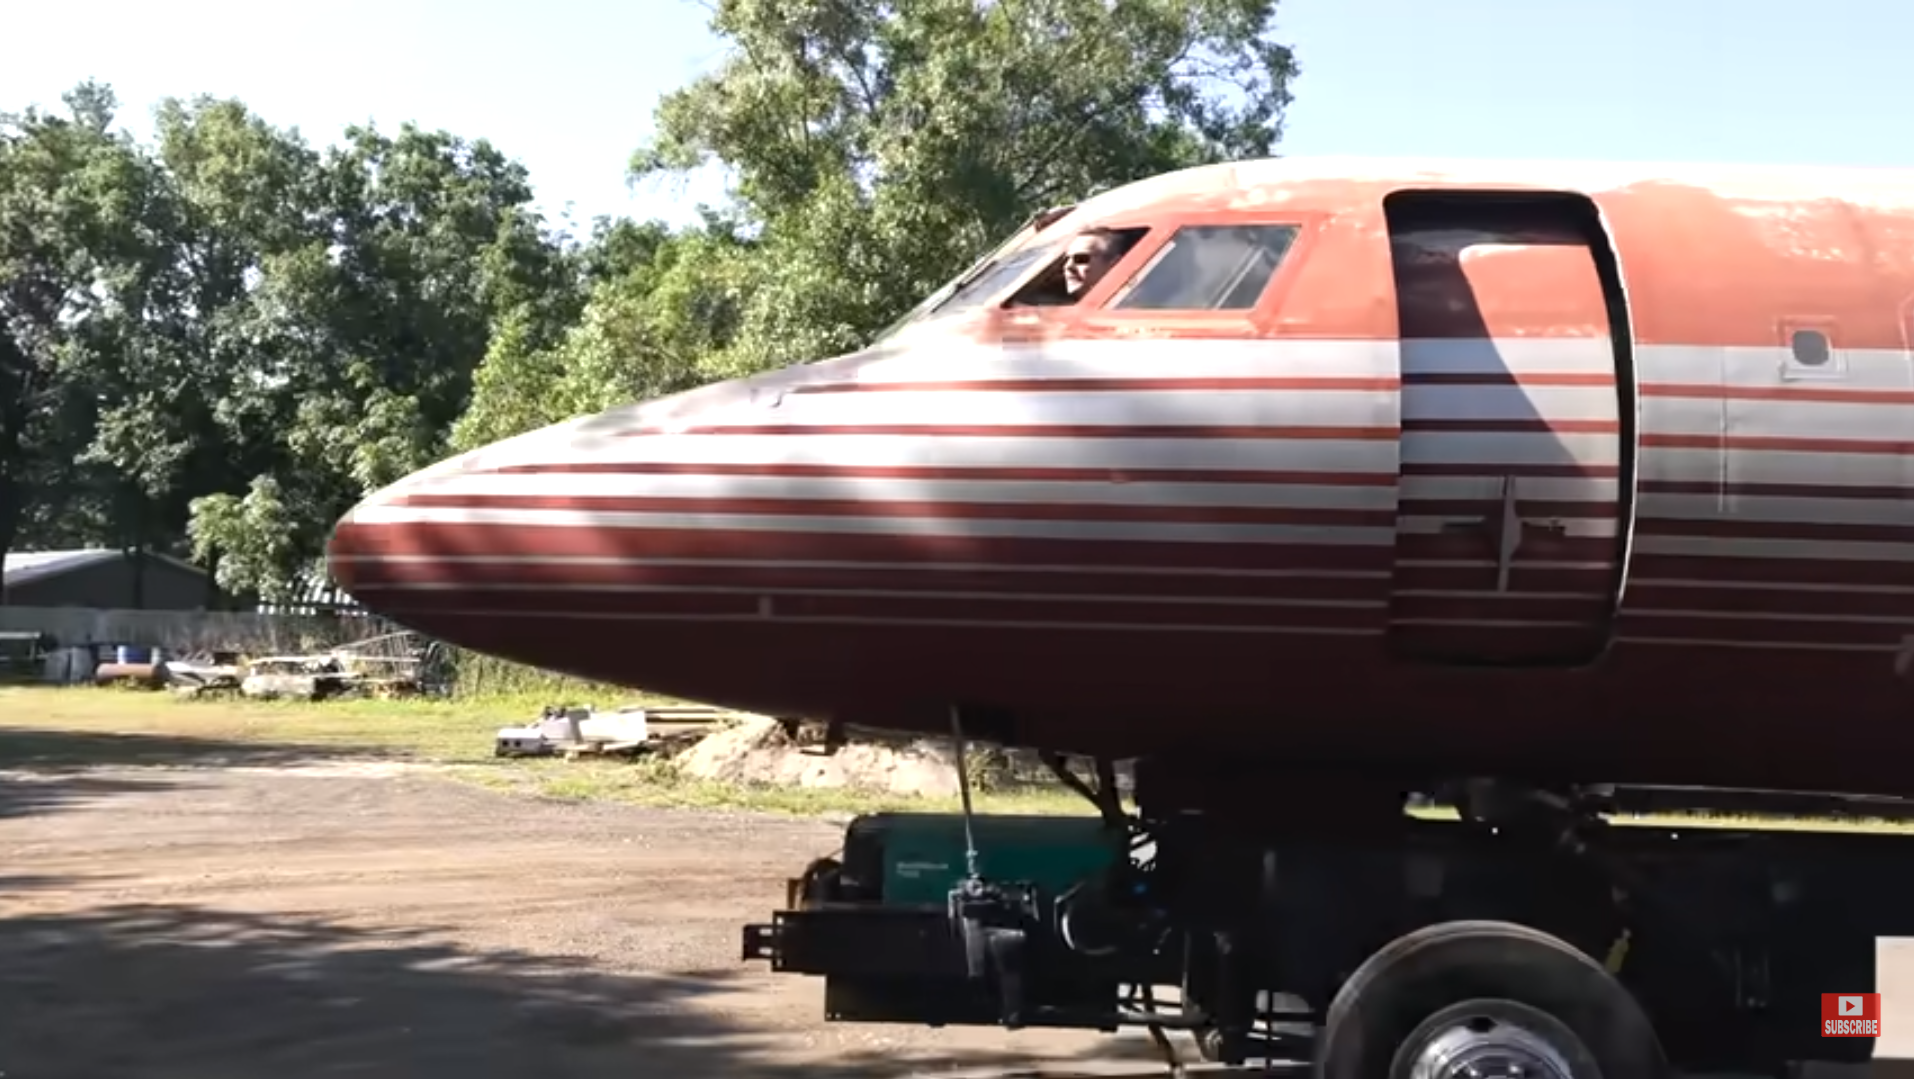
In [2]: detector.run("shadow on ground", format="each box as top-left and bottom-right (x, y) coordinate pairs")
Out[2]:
(0, 896), (1169, 1079)
(0, 727), (391, 820)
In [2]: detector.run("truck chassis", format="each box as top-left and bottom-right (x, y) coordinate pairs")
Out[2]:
(742, 725), (1914, 1077)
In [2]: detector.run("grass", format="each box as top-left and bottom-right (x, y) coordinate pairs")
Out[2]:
(5, 684), (1914, 831)
(0, 684), (1088, 817)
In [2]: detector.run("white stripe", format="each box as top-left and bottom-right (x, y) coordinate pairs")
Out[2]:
(1636, 345), (1914, 390)
(764, 389), (1393, 430)
(402, 471), (1400, 511)
(369, 581), (1386, 610)
(372, 607), (1385, 636)
(345, 504), (1398, 545)
(1400, 337), (1616, 375)
(1633, 534), (1914, 562)
(1638, 492), (1912, 527)
(1640, 447), (1913, 490)
(1639, 397), (1914, 441)
(493, 434), (1406, 475)
(1402, 431), (1618, 467)
(330, 554), (1391, 581)
(860, 338), (1404, 382)
(1401, 384), (1617, 423)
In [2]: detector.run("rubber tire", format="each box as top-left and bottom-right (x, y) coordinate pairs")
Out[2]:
(1388, 997), (1602, 1079)
(1314, 920), (1668, 1079)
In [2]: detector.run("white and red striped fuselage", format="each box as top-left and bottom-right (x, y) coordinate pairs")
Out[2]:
(328, 159), (1914, 798)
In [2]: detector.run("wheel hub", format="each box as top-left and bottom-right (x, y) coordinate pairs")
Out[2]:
(1406, 1015), (1578, 1079)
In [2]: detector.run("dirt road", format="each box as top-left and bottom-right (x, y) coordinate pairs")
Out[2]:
(0, 736), (1131, 1079)
(0, 726), (1898, 1078)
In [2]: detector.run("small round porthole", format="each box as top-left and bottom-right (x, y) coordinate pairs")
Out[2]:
(1790, 328), (1831, 367)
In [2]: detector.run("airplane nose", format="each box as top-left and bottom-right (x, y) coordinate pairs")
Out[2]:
(324, 351), (880, 691)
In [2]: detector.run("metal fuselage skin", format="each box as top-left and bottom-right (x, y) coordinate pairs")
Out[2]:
(327, 158), (1914, 798)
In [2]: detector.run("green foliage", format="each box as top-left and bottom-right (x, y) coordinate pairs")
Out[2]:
(1, 0), (1299, 657)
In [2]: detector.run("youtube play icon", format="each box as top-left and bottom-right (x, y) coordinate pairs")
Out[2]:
(1822, 993), (1881, 1037)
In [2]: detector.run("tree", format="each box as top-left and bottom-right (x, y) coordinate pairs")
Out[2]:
(182, 119), (583, 599)
(633, 0), (1300, 367)
(0, 82), (181, 589)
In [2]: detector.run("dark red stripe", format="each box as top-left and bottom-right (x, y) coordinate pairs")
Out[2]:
(1644, 433), (1911, 455)
(1389, 593), (1612, 624)
(330, 522), (1398, 573)
(1626, 553), (1908, 589)
(351, 588), (1383, 631)
(1640, 479), (1912, 500)
(1642, 382), (1914, 405)
(482, 460), (1400, 487)
(790, 376), (1398, 394)
(1395, 533), (1620, 564)
(1386, 624), (1611, 661)
(340, 557), (1385, 604)
(1398, 498), (1618, 520)
(1403, 419), (1620, 434)
(1614, 612), (1899, 648)
(1635, 517), (1905, 544)
(1402, 372), (1613, 387)
(387, 492), (1397, 529)
(624, 423), (1399, 440)
(1391, 563), (1616, 595)
(1403, 461), (1620, 479)
(1625, 582), (1914, 620)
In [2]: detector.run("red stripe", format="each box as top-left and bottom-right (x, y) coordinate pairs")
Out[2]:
(340, 557), (1385, 604)
(481, 460), (1400, 487)
(790, 377), (1399, 394)
(1635, 517), (1905, 544)
(625, 423), (1399, 440)
(331, 522), (1398, 572)
(387, 492), (1397, 529)
(1644, 433), (1911, 455)
(350, 588), (1384, 631)
(1642, 382), (1914, 405)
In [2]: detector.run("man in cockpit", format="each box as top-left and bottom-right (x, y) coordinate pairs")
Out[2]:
(1062, 227), (1126, 299)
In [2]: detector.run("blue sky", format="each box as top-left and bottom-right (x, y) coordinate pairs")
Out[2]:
(4, 0), (1905, 234)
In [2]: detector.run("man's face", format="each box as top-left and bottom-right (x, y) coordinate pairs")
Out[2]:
(1062, 234), (1116, 296)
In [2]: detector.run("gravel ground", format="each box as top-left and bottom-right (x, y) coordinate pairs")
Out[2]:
(0, 744), (1903, 1079)
(0, 755), (1136, 1079)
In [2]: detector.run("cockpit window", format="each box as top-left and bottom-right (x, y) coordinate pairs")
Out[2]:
(926, 242), (1060, 317)
(1108, 224), (1300, 311)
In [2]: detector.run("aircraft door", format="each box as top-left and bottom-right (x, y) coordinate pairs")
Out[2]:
(1381, 190), (1635, 667)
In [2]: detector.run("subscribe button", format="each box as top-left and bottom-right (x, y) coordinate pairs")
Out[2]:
(1822, 993), (1882, 1037)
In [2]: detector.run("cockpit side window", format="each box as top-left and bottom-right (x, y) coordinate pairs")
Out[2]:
(927, 242), (1061, 317)
(1005, 226), (1151, 307)
(1107, 224), (1301, 311)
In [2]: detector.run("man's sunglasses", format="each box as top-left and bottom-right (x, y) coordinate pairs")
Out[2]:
(1065, 251), (1103, 266)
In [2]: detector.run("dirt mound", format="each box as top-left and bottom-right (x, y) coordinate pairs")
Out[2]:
(675, 717), (965, 798)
